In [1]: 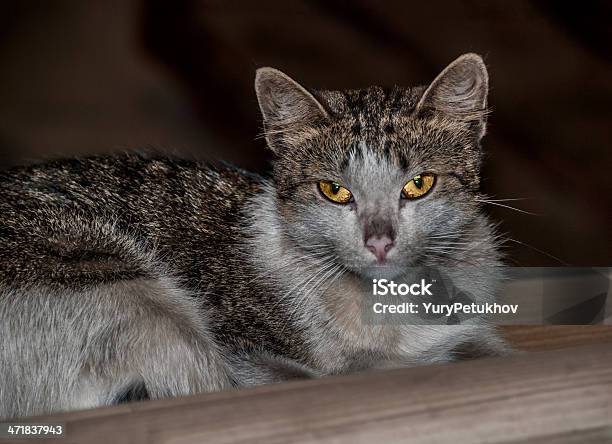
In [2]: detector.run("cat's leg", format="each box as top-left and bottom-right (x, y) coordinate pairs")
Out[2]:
(0, 277), (231, 419)
(400, 325), (512, 364)
(347, 325), (511, 375)
(448, 326), (512, 360)
(227, 347), (321, 386)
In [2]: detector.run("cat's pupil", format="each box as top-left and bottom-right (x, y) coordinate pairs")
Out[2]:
(331, 183), (340, 194)
(413, 176), (423, 189)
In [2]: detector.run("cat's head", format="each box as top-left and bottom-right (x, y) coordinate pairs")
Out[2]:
(255, 54), (495, 279)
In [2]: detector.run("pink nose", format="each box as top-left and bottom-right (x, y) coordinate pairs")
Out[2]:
(365, 235), (394, 262)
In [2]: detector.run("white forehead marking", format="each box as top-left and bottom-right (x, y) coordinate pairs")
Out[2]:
(343, 141), (404, 202)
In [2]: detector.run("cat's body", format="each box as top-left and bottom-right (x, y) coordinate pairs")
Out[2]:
(0, 54), (508, 419)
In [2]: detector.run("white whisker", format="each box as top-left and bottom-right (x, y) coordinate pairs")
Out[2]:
(476, 199), (539, 216)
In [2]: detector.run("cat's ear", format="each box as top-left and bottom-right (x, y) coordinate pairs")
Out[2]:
(416, 53), (489, 138)
(255, 67), (329, 153)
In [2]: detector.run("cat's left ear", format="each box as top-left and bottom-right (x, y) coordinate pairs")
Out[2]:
(255, 67), (329, 153)
(415, 53), (489, 139)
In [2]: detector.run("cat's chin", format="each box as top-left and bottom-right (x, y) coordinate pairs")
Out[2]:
(356, 262), (407, 281)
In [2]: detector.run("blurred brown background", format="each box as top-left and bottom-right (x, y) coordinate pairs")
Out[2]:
(0, 1), (610, 266)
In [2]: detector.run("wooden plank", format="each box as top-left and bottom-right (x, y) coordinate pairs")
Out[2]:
(502, 325), (612, 351)
(4, 343), (612, 444)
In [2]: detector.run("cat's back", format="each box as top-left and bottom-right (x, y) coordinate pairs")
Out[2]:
(0, 152), (260, 213)
(0, 152), (264, 286)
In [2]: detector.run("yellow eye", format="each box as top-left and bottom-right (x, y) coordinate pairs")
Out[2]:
(318, 181), (353, 204)
(402, 173), (436, 199)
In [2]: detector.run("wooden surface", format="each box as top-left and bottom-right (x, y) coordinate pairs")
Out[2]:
(503, 325), (612, 351)
(4, 327), (612, 444)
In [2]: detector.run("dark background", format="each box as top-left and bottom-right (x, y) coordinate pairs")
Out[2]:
(0, 1), (610, 266)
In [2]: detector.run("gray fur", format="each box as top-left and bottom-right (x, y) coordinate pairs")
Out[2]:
(0, 53), (509, 419)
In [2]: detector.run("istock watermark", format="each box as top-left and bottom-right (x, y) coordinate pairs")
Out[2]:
(372, 300), (518, 316)
(361, 267), (611, 326)
(372, 279), (434, 296)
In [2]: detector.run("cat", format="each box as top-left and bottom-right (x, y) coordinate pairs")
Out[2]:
(0, 53), (509, 419)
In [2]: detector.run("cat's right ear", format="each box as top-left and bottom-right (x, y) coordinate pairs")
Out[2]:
(255, 68), (329, 153)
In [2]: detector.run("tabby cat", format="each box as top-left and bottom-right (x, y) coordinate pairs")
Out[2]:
(0, 53), (508, 419)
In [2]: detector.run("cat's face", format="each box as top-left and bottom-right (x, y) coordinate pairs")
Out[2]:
(256, 54), (493, 279)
